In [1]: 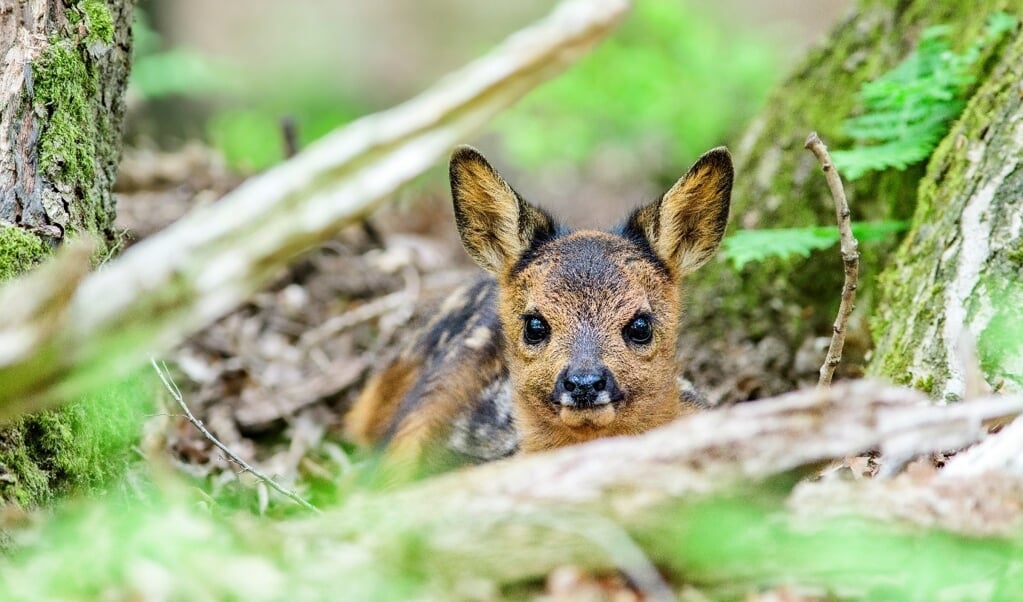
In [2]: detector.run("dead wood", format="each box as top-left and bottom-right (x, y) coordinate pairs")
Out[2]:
(4, 380), (1023, 599)
(281, 381), (1023, 592)
(0, 0), (630, 421)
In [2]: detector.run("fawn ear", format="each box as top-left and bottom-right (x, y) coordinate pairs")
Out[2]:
(625, 147), (732, 277)
(450, 145), (557, 273)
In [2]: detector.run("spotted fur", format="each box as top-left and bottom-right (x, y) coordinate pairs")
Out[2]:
(345, 145), (732, 472)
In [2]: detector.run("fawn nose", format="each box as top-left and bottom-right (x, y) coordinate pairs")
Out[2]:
(555, 366), (620, 408)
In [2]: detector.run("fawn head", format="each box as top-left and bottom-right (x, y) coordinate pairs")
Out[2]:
(450, 146), (732, 452)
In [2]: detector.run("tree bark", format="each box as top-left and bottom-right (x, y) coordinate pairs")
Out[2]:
(869, 30), (1023, 401)
(1, 0), (132, 245)
(0, 0), (134, 506)
(680, 0), (1023, 402)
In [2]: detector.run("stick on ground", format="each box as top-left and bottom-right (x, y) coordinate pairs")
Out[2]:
(805, 132), (860, 389)
(150, 357), (322, 515)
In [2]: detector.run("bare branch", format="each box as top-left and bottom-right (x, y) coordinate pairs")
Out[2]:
(805, 131), (860, 389)
(150, 357), (322, 515)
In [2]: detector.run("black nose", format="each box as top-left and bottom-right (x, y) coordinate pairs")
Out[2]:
(555, 366), (620, 407)
(564, 371), (606, 393)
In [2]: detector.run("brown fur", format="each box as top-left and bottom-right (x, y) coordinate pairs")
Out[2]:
(345, 145), (732, 470)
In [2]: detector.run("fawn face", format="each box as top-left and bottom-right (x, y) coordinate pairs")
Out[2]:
(450, 146), (732, 452)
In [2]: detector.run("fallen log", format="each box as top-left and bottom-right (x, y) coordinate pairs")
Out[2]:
(4, 380), (1023, 599)
(285, 381), (1023, 597)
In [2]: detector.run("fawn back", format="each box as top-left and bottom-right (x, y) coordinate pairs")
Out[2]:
(345, 145), (732, 472)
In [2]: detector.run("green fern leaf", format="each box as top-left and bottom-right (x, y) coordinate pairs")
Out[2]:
(723, 221), (909, 269)
(832, 13), (1017, 180)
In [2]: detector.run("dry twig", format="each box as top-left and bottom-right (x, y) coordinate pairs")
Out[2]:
(150, 357), (322, 515)
(805, 132), (860, 389)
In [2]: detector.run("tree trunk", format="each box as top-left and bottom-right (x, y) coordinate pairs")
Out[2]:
(0, 0), (134, 506)
(681, 0), (1023, 402)
(869, 30), (1023, 401)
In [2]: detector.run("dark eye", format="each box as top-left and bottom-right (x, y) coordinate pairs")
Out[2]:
(523, 315), (550, 345)
(624, 316), (653, 345)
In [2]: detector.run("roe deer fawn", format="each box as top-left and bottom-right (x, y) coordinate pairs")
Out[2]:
(345, 145), (732, 473)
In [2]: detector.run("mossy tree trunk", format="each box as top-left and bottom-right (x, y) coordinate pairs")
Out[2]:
(0, 0), (134, 506)
(869, 31), (1023, 401)
(681, 0), (1023, 401)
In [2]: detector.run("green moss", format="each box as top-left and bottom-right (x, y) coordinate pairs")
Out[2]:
(913, 374), (936, 395)
(33, 41), (99, 194)
(0, 374), (153, 508)
(79, 0), (114, 45)
(0, 421), (51, 506)
(0, 226), (50, 283)
(1007, 244), (1023, 268)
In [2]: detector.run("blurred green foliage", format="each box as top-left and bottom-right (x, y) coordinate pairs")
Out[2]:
(129, 11), (367, 171)
(976, 278), (1023, 393)
(498, 0), (779, 171)
(0, 373), (152, 511)
(130, 11), (234, 100)
(3, 481), (1023, 599)
(831, 13), (1017, 180)
(129, 1), (779, 174)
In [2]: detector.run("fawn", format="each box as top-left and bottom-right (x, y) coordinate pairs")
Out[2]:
(345, 145), (732, 472)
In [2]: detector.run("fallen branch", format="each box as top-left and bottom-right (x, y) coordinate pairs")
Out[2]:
(806, 132), (860, 389)
(0, 0), (630, 421)
(5, 381), (1023, 599)
(943, 412), (1023, 477)
(291, 381), (1023, 595)
(150, 358), (322, 515)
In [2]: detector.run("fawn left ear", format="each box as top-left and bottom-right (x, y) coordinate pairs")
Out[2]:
(625, 147), (732, 276)
(450, 145), (557, 274)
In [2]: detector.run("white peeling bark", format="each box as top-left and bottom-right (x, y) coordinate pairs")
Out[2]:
(0, 0), (630, 419)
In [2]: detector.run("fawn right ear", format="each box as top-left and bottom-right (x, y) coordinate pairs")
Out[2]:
(450, 146), (557, 273)
(624, 147), (732, 277)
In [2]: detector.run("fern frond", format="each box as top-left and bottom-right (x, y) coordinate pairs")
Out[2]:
(722, 221), (909, 269)
(833, 13), (1017, 181)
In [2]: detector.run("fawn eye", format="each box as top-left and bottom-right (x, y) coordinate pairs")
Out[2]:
(523, 315), (550, 345)
(624, 315), (653, 345)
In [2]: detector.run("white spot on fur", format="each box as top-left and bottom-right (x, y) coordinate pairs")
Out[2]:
(463, 326), (492, 350)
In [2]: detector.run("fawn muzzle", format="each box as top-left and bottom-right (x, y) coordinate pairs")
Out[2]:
(555, 365), (622, 409)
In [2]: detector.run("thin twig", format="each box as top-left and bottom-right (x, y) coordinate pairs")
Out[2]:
(805, 132), (860, 389)
(150, 357), (322, 515)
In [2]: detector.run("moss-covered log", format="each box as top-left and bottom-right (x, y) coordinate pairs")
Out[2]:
(0, 0), (135, 507)
(869, 31), (1023, 401)
(682, 0), (1023, 399)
